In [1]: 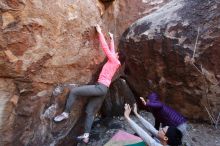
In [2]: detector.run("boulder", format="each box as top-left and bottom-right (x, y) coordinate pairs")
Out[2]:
(119, 0), (220, 121)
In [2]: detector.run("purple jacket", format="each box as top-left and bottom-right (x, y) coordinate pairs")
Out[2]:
(146, 92), (186, 128)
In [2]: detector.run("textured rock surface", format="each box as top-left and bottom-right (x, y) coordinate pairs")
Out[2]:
(119, 0), (220, 121)
(0, 0), (170, 145)
(101, 78), (136, 117)
(0, 79), (17, 145)
(101, 0), (170, 45)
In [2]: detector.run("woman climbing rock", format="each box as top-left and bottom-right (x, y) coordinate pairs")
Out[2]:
(54, 24), (121, 144)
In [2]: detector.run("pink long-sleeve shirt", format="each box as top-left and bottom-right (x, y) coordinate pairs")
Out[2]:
(97, 32), (121, 87)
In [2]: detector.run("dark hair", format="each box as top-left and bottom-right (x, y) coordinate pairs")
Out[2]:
(165, 126), (183, 146)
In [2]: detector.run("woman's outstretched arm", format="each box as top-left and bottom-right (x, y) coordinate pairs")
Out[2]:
(124, 104), (162, 146)
(140, 96), (163, 109)
(108, 32), (115, 53)
(96, 25), (113, 60)
(133, 103), (158, 136)
(146, 101), (163, 109)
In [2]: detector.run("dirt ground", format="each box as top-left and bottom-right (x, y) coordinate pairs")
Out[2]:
(79, 111), (220, 146)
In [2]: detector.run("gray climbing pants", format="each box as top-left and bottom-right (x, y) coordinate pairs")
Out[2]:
(65, 82), (108, 133)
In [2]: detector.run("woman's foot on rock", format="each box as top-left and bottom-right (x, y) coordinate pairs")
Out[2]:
(76, 133), (89, 144)
(53, 112), (69, 122)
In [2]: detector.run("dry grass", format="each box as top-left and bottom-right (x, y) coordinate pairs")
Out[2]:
(184, 27), (219, 129)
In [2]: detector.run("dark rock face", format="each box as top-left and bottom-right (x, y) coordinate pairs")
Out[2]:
(101, 78), (136, 117)
(119, 0), (220, 121)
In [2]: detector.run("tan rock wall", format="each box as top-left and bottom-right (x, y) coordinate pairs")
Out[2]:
(0, 79), (17, 146)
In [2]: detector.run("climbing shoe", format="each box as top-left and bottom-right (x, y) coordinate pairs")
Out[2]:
(76, 133), (89, 144)
(53, 112), (69, 122)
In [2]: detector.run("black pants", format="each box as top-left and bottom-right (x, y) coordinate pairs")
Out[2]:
(65, 83), (108, 133)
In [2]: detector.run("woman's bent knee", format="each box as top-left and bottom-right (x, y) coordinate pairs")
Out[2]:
(70, 88), (79, 95)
